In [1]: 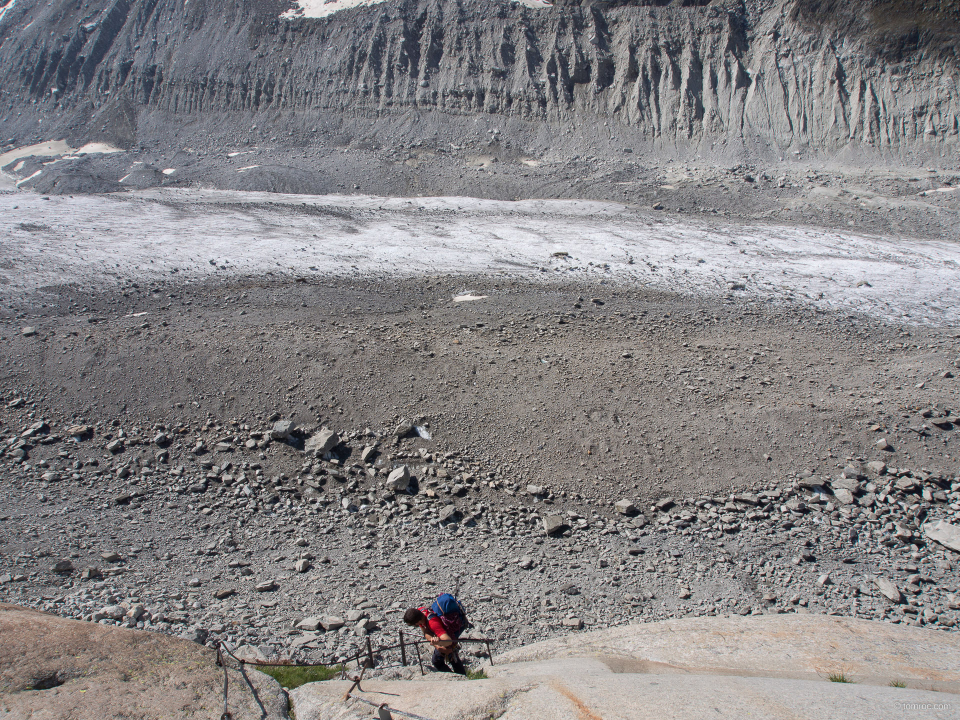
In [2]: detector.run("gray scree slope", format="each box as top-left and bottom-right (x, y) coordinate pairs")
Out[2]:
(0, 0), (957, 181)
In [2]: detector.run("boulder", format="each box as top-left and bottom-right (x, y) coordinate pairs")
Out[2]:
(270, 420), (296, 441)
(386, 466), (411, 492)
(924, 520), (960, 554)
(655, 497), (675, 511)
(305, 427), (339, 456)
(875, 577), (903, 603)
(50, 559), (73, 574)
(543, 516), (569, 537)
(831, 477), (861, 494)
(614, 499), (638, 516)
(321, 616), (345, 631)
(832, 488), (855, 505)
(296, 616), (324, 632)
(439, 505), (460, 523)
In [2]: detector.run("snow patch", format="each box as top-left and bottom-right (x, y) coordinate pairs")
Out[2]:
(0, 0), (18, 27)
(0, 140), (121, 180)
(15, 169), (41, 187)
(0, 188), (958, 328)
(281, 0), (388, 20)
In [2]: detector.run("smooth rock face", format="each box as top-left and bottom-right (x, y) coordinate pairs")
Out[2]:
(290, 615), (960, 720)
(0, 603), (288, 720)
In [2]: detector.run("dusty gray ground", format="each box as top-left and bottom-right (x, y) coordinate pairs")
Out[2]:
(1, 274), (959, 668)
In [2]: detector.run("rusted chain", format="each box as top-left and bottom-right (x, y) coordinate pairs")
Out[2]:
(217, 635), (496, 716)
(217, 645), (234, 720)
(346, 692), (439, 720)
(218, 637), (495, 669)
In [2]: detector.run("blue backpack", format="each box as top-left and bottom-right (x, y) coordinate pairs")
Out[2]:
(428, 593), (469, 639)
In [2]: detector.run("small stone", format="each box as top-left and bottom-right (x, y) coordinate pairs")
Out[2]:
(51, 559), (73, 573)
(67, 425), (92, 438)
(543, 515), (569, 537)
(187, 578), (202, 587)
(255, 579), (278, 592)
(655, 497), (675, 512)
(439, 505), (459, 523)
(386, 466), (411, 492)
(817, 573), (831, 586)
(832, 488), (855, 505)
(214, 588), (236, 600)
(831, 477), (861, 493)
(296, 616), (323, 631)
(841, 464), (864, 480)
(678, 589), (692, 599)
(105, 439), (124, 454)
(562, 617), (583, 629)
(519, 556), (534, 570)
(100, 551), (122, 563)
(294, 559), (311, 573)
(866, 460), (887, 475)
(875, 577), (903, 603)
(924, 520), (960, 554)
(21, 327), (37, 337)
(305, 427), (339, 456)
(80, 567), (102, 581)
(614, 499), (637, 516)
(270, 420), (296, 441)
(360, 445), (377, 464)
(101, 604), (127, 621)
(876, 438), (892, 451)
(526, 485), (545, 496)
(321, 616), (345, 631)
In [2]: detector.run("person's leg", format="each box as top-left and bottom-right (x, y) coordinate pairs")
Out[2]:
(431, 648), (452, 672)
(449, 650), (467, 676)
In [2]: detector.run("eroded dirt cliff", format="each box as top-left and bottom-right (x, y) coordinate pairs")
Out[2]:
(0, 0), (957, 173)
